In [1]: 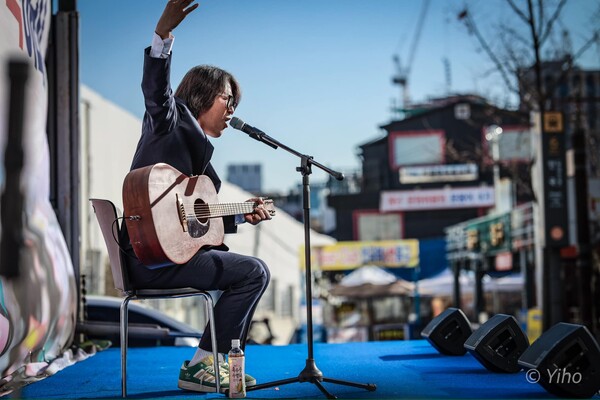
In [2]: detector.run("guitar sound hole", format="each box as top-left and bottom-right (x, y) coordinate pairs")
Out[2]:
(195, 200), (210, 224)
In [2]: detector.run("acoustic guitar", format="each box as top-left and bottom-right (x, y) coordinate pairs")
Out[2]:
(123, 163), (275, 268)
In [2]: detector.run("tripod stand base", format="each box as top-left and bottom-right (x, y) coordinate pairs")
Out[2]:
(242, 358), (377, 399)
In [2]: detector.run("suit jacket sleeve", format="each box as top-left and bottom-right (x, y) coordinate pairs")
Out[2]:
(141, 46), (178, 134)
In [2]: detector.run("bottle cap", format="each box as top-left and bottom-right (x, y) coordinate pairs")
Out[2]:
(232, 339), (241, 347)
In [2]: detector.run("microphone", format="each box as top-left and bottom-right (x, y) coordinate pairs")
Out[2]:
(230, 117), (264, 137)
(229, 117), (278, 149)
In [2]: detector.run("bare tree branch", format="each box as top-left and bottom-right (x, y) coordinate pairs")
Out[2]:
(457, 0), (600, 203)
(458, 7), (515, 94)
(503, 26), (531, 49)
(502, 36), (524, 74)
(537, 0), (545, 39)
(539, 0), (567, 45)
(506, 0), (530, 24)
(573, 29), (600, 61)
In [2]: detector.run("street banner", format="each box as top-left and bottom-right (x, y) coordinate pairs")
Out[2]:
(309, 240), (419, 271)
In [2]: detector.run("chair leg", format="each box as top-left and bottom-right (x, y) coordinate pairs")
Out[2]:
(203, 293), (220, 393)
(120, 296), (133, 398)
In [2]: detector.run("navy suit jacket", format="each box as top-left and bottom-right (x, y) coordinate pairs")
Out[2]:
(132, 48), (217, 182)
(122, 47), (235, 270)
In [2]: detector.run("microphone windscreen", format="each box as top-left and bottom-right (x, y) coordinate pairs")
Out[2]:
(229, 117), (245, 130)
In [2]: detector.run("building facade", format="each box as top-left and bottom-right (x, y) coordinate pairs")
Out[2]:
(328, 96), (531, 242)
(519, 57), (600, 176)
(226, 163), (263, 194)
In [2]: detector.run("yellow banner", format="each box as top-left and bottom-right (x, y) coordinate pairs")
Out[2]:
(527, 308), (542, 343)
(304, 240), (419, 271)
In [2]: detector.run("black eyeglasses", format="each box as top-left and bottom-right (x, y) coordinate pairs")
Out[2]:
(222, 94), (237, 110)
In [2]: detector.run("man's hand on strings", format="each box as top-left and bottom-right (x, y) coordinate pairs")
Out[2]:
(155, 0), (199, 39)
(244, 198), (272, 225)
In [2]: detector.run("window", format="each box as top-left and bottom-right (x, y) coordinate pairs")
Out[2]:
(389, 130), (445, 169)
(492, 126), (533, 162)
(354, 211), (403, 241)
(280, 285), (294, 318)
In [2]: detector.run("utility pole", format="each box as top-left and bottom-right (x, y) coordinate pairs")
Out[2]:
(526, 0), (569, 332)
(572, 126), (593, 329)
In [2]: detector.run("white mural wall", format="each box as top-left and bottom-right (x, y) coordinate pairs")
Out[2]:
(0, 0), (77, 393)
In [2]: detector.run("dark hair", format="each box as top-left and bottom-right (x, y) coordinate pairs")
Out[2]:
(175, 65), (241, 118)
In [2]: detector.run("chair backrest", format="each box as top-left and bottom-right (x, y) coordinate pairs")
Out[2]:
(90, 198), (130, 293)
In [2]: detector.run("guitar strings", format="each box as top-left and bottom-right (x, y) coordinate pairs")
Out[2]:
(184, 202), (257, 219)
(182, 201), (273, 219)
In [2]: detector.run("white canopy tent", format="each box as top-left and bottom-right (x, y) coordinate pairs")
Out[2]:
(417, 268), (524, 297)
(339, 265), (398, 287)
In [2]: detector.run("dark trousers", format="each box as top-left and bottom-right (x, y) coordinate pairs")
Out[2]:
(127, 249), (270, 353)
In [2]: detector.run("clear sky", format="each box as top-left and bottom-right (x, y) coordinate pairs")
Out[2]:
(77, 0), (599, 193)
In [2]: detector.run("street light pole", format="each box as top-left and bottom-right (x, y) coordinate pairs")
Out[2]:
(485, 125), (503, 213)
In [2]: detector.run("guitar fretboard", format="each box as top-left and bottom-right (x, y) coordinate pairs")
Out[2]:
(193, 202), (256, 219)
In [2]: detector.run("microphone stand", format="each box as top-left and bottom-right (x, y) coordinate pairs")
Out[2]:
(237, 130), (377, 399)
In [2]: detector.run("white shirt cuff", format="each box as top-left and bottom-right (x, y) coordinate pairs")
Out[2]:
(150, 32), (174, 59)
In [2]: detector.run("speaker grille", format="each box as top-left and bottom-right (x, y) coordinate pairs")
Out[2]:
(518, 323), (600, 398)
(421, 308), (472, 356)
(464, 314), (529, 373)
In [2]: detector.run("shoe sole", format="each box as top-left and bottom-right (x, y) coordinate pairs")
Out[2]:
(178, 379), (256, 392)
(178, 379), (226, 393)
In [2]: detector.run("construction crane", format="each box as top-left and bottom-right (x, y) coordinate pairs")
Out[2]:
(392, 0), (430, 112)
(443, 57), (452, 95)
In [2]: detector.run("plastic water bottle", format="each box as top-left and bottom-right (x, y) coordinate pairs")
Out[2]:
(228, 339), (246, 398)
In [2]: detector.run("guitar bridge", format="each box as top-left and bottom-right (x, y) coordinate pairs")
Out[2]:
(176, 193), (187, 232)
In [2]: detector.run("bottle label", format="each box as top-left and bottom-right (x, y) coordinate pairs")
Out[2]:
(229, 356), (246, 398)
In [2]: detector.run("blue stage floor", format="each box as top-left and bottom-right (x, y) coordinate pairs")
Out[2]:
(21, 340), (591, 399)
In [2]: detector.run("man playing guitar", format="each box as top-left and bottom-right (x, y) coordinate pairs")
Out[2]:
(120, 0), (271, 393)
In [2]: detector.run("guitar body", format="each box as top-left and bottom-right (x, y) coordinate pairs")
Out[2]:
(123, 163), (224, 268)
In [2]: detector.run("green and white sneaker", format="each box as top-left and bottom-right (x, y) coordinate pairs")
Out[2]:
(245, 372), (257, 387)
(178, 356), (229, 393)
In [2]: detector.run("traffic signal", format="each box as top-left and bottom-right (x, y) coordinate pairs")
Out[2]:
(490, 222), (505, 247)
(466, 229), (479, 250)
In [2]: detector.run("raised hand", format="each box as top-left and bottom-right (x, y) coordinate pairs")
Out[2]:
(155, 0), (199, 39)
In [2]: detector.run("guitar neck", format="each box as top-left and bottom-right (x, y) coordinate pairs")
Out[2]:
(201, 202), (257, 218)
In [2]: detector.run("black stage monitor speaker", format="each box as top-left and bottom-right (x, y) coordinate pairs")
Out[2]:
(518, 323), (600, 398)
(464, 314), (529, 373)
(421, 308), (472, 355)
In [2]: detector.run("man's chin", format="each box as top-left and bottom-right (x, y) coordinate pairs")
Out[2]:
(205, 130), (222, 138)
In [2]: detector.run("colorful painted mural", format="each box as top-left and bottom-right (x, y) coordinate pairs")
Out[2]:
(0, 0), (77, 394)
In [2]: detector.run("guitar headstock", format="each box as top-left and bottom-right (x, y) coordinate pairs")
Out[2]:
(264, 199), (276, 216)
